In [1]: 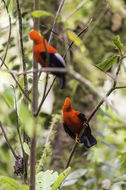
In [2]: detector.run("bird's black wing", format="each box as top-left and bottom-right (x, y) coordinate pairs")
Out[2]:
(63, 123), (75, 140)
(40, 52), (65, 69)
(40, 52), (66, 89)
(78, 113), (97, 148)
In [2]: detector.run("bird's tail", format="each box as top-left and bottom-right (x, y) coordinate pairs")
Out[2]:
(80, 126), (97, 148)
(60, 75), (66, 89)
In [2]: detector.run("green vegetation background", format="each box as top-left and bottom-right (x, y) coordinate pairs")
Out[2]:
(0, 0), (126, 189)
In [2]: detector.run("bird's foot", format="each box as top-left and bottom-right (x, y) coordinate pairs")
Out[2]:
(83, 121), (88, 128)
(75, 133), (80, 143)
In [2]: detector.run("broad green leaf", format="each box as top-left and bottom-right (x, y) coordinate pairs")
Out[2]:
(67, 30), (86, 52)
(113, 35), (123, 51)
(18, 185), (29, 190)
(23, 142), (30, 156)
(51, 167), (71, 190)
(32, 10), (53, 18)
(36, 170), (58, 190)
(97, 56), (118, 71)
(0, 176), (19, 190)
(62, 168), (87, 186)
(3, 87), (14, 108)
(18, 101), (34, 137)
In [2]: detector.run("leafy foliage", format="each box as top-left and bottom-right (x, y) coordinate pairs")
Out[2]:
(113, 35), (123, 52)
(51, 167), (71, 190)
(62, 169), (87, 186)
(97, 56), (118, 71)
(36, 170), (58, 190)
(0, 176), (19, 190)
(32, 10), (53, 18)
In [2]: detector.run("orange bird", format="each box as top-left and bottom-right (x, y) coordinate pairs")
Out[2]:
(29, 30), (66, 89)
(62, 97), (97, 148)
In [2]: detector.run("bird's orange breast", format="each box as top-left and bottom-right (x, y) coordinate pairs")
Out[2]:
(33, 43), (57, 67)
(63, 110), (83, 134)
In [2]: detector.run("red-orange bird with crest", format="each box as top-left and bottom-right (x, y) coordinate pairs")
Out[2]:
(62, 97), (97, 148)
(29, 30), (66, 89)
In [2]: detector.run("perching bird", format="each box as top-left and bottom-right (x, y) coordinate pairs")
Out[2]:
(62, 97), (97, 148)
(29, 30), (66, 89)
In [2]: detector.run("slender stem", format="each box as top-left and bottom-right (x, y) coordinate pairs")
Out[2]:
(115, 86), (126, 89)
(0, 67), (67, 76)
(35, 76), (56, 117)
(63, 19), (92, 60)
(29, 0), (39, 189)
(14, 92), (24, 157)
(2, 61), (31, 103)
(87, 88), (114, 122)
(16, 0), (29, 181)
(0, 0), (11, 69)
(16, 0), (28, 96)
(0, 121), (18, 160)
(48, 0), (66, 44)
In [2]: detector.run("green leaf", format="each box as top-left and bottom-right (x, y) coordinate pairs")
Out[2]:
(23, 142), (30, 156)
(36, 170), (58, 190)
(0, 176), (19, 190)
(18, 185), (29, 190)
(113, 35), (123, 51)
(62, 168), (87, 186)
(51, 167), (71, 190)
(97, 56), (118, 71)
(3, 87), (14, 108)
(32, 10), (53, 18)
(18, 101), (34, 137)
(67, 30), (86, 52)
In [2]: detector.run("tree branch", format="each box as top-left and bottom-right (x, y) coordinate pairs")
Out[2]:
(48, 0), (66, 44)
(0, 59), (31, 103)
(0, 0), (11, 69)
(0, 121), (18, 160)
(29, 0), (39, 189)
(16, 0), (29, 181)
(65, 50), (124, 169)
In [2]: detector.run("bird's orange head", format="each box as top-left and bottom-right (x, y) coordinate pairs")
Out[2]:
(29, 30), (43, 44)
(62, 97), (72, 111)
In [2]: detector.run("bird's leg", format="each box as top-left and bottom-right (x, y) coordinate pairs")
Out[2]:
(75, 133), (79, 143)
(83, 121), (88, 128)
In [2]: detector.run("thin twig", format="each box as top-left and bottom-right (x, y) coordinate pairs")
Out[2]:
(0, 0), (11, 69)
(63, 19), (92, 59)
(0, 121), (18, 160)
(93, 64), (115, 81)
(16, 0), (28, 95)
(35, 74), (49, 116)
(16, 0), (29, 181)
(64, 0), (89, 22)
(115, 86), (126, 89)
(35, 76), (56, 117)
(1, 67), (67, 76)
(0, 59), (31, 103)
(14, 88), (24, 157)
(48, 0), (66, 44)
